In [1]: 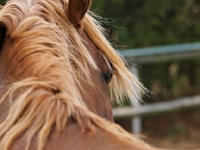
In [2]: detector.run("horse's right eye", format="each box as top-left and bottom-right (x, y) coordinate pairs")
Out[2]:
(102, 69), (113, 84)
(0, 23), (6, 52)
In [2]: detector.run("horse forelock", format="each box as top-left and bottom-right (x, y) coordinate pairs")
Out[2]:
(0, 0), (147, 149)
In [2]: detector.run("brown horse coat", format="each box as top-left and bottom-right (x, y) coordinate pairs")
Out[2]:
(0, 0), (160, 150)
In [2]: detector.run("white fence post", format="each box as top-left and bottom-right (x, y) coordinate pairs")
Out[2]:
(130, 64), (142, 134)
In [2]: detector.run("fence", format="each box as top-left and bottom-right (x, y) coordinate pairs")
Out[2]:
(113, 42), (200, 134)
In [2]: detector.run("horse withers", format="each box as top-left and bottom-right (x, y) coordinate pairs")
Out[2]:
(0, 0), (157, 150)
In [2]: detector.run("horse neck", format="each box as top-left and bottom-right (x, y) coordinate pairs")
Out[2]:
(10, 117), (158, 150)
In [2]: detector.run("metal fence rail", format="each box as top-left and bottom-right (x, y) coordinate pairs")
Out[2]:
(113, 95), (200, 119)
(118, 42), (200, 64)
(114, 42), (200, 134)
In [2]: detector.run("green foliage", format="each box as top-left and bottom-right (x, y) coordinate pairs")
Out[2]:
(92, 0), (200, 48)
(140, 60), (200, 103)
(0, 0), (5, 5)
(166, 124), (185, 139)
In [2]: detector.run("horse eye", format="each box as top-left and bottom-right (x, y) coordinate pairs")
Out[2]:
(102, 70), (113, 84)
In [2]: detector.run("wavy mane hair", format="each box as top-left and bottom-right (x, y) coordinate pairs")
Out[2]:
(0, 0), (146, 149)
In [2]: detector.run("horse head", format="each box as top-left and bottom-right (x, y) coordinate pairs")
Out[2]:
(0, 0), (153, 150)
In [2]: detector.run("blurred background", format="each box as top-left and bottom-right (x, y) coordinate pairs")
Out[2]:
(91, 0), (200, 149)
(1, 0), (200, 148)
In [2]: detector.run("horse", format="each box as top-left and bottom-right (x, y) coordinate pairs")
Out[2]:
(0, 0), (158, 149)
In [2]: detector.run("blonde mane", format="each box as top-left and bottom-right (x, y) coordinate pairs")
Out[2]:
(0, 0), (146, 150)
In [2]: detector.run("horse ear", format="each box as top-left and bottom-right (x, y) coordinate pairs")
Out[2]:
(68, 0), (91, 27)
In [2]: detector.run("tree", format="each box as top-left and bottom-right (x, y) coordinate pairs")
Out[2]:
(92, 0), (200, 48)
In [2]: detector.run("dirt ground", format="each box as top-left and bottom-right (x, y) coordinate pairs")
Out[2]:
(145, 130), (200, 149)
(115, 107), (200, 149)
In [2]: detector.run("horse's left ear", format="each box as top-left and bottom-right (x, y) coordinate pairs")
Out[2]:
(68, 0), (91, 28)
